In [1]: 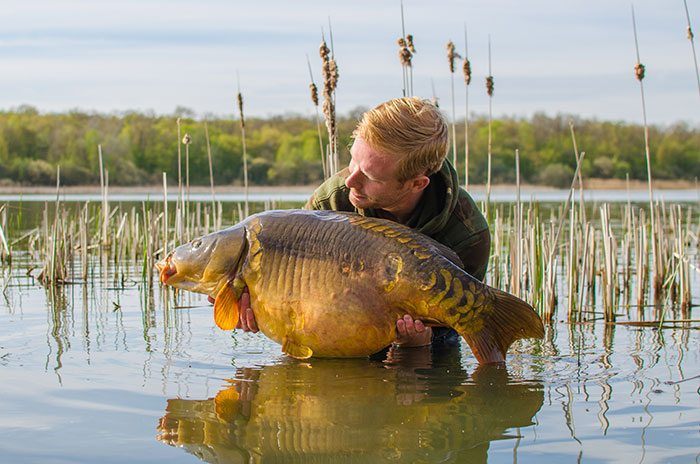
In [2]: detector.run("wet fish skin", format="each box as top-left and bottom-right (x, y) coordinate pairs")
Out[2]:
(158, 209), (544, 363)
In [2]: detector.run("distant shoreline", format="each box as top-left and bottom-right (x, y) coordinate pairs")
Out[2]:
(0, 178), (697, 195)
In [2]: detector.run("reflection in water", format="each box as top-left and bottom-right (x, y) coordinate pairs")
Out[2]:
(45, 284), (70, 382)
(157, 347), (544, 463)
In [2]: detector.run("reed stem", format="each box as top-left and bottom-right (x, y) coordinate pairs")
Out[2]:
(682, 0), (700, 97)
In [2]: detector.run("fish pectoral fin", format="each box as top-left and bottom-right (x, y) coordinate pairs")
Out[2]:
(214, 283), (240, 330)
(282, 337), (313, 359)
(214, 387), (241, 421)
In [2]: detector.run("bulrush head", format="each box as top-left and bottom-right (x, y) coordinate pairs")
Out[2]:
(446, 41), (460, 73)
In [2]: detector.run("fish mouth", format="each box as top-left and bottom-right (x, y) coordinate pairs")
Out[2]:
(157, 255), (178, 284)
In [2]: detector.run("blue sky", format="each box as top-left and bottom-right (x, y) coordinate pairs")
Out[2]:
(2, 0), (698, 125)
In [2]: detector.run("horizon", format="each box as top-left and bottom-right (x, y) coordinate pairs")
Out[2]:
(4, 104), (700, 130)
(2, 0), (699, 125)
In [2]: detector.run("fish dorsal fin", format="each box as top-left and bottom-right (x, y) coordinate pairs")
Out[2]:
(282, 337), (313, 359)
(214, 283), (240, 330)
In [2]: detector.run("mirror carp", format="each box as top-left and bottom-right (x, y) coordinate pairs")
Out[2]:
(157, 210), (544, 363)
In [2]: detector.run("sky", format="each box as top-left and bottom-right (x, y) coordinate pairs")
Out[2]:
(1, 0), (698, 125)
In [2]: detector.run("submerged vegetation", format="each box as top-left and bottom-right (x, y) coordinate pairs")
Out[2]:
(0, 107), (698, 188)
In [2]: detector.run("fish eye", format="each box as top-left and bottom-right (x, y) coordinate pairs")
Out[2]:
(191, 239), (202, 250)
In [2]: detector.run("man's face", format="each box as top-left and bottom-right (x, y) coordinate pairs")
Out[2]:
(344, 137), (414, 211)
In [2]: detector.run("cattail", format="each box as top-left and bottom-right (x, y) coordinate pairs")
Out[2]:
(320, 37), (338, 175)
(446, 40), (460, 172)
(236, 86), (249, 218)
(682, 0), (700, 97)
(319, 41), (330, 60)
(307, 54), (326, 178)
(183, 131), (192, 232)
(237, 92), (245, 129)
(406, 34), (415, 53)
(309, 82), (319, 106)
(398, 42), (412, 67)
(446, 40), (460, 73)
(328, 59), (339, 91)
(486, 75), (495, 96)
(462, 58), (472, 85)
(397, 36), (414, 95)
(463, 24), (471, 188)
(175, 118), (183, 242)
(485, 36), (494, 219)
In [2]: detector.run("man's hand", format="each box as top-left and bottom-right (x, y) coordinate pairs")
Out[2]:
(394, 314), (432, 347)
(236, 288), (259, 333)
(207, 287), (259, 333)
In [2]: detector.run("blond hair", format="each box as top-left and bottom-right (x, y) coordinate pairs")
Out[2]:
(353, 97), (448, 182)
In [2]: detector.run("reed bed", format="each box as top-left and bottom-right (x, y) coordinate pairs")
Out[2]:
(2, 176), (696, 330)
(488, 199), (698, 326)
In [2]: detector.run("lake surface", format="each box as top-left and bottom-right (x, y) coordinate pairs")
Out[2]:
(0, 199), (698, 463)
(0, 188), (698, 204)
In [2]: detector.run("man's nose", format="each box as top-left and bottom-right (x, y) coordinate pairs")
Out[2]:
(345, 169), (361, 189)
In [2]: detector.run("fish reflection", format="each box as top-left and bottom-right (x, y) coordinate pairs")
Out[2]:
(157, 347), (543, 463)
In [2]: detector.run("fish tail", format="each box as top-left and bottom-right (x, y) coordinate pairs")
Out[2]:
(457, 285), (544, 364)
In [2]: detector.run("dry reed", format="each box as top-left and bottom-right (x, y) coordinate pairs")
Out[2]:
(485, 37), (495, 220)
(632, 6), (662, 300)
(237, 84), (250, 218)
(682, 0), (700, 97)
(445, 40), (460, 171)
(320, 35), (339, 175)
(462, 24), (472, 189)
(306, 54), (327, 178)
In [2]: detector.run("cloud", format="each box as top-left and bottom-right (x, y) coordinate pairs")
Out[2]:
(0, 0), (697, 124)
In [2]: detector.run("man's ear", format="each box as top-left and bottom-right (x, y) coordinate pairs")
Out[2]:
(409, 175), (430, 193)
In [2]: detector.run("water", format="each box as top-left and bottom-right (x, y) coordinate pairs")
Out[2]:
(0, 187), (698, 204)
(0, 200), (698, 463)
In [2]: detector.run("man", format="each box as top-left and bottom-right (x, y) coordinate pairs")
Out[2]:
(229, 97), (490, 348)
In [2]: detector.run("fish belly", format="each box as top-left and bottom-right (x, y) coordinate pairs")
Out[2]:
(242, 214), (414, 358)
(245, 259), (402, 357)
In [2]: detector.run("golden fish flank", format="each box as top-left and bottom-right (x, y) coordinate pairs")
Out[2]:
(157, 209), (544, 364)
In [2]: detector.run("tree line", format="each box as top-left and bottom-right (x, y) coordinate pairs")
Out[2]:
(0, 105), (697, 188)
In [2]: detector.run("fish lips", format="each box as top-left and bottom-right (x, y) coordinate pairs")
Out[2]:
(157, 255), (178, 284)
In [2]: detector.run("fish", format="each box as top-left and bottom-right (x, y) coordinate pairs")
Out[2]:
(156, 209), (544, 363)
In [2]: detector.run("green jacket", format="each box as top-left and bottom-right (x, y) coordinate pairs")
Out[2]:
(304, 160), (491, 281)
